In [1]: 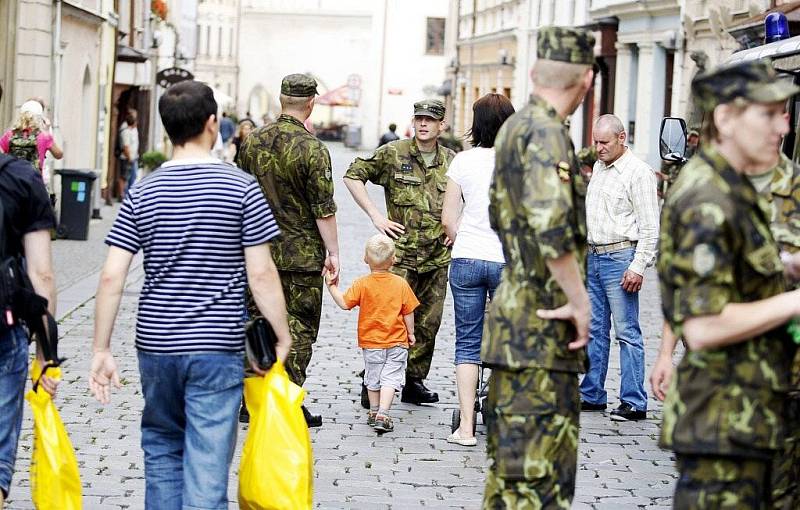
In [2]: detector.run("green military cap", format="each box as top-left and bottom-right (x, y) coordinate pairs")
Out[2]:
(413, 99), (445, 120)
(537, 26), (596, 66)
(280, 73), (318, 97)
(692, 59), (800, 111)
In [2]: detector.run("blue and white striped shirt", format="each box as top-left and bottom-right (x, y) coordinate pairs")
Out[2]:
(106, 159), (280, 354)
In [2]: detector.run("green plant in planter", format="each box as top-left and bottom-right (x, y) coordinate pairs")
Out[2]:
(140, 151), (167, 170)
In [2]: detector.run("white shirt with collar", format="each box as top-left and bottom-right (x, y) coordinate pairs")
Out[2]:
(586, 147), (659, 276)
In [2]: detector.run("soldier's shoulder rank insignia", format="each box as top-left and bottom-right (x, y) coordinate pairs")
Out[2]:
(557, 161), (571, 182)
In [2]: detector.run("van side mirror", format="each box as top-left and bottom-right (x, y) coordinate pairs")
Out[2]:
(660, 117), (688, 162)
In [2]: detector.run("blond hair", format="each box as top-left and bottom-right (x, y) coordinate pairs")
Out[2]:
(532, 59), (590, 89)
(365, 234), (395, 269)
(11, 111), (40, 133)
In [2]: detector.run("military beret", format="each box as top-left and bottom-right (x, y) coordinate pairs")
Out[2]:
(280, 73), (318, 97)
(413, 99), (445, 120)
(692, 59), (800, 111)
(537, 26), (596, 66)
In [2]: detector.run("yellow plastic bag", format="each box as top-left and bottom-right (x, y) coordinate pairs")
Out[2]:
(25, 360), (82, 510)
(238, 361), (313, 510)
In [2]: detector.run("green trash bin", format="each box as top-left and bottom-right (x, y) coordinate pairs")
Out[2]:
(55, 169), (97, 240)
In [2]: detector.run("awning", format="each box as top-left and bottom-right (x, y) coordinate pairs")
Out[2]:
(316, 86), (357, 106)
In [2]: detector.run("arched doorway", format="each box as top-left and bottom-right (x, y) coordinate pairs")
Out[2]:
(80, 65), (94, 167)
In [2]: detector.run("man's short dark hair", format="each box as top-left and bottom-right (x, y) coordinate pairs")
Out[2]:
(467, 93), (515, 148)
(158, 81), (217, 146)
(389, 123), (397, 132)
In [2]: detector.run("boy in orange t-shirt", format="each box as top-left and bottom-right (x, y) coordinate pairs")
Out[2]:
(326, 234), (420, 433)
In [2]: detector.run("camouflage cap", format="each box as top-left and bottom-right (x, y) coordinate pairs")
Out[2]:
(692, 59), (800, 111)
(280, 73), (318, 97)
(537, 26), (595, 66)
(413, 99), (445, 120)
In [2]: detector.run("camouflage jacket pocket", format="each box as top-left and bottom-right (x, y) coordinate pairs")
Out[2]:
(391, 174), (421, 206)
(725, 384), (785, 453)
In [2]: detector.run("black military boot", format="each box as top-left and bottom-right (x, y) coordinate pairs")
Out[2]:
(302, 405), (323, 428)
(361, 382), (370, 409)
(401, 377), (439, 405)
(358, 369), (369, 409)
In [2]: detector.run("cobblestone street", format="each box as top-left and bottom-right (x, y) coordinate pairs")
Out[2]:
(5, 143), (679, 509)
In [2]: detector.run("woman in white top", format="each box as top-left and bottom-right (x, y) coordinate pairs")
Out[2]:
(441, 93), (514, 446)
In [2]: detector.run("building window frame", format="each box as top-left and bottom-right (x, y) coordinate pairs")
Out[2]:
(425, 17), (446, 55)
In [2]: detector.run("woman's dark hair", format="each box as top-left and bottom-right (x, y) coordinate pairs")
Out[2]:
(158, 81), (217, 146)
(467, 93), (515, 148)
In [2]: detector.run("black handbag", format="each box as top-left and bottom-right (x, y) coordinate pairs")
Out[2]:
(245, 317), (278, 370)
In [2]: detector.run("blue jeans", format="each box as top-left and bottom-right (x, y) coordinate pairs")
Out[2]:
(124, 159), (138, 194)
(449, 258), (504, 365)
(0, 327), (28, 498)
(138, 351), (243, 510)
(580, 248), (647, 411)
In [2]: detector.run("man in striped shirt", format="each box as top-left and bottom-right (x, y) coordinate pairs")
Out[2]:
(87, 81), (292, 510)
(580, 114), (659, 422)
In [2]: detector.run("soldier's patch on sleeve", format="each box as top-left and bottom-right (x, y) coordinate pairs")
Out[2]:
(324, 168), (332, 180)
(556, 161), (571, 182)
(692, 243), (716, 277)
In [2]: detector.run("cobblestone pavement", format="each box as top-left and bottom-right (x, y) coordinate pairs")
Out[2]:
(5, 143), (679, 509)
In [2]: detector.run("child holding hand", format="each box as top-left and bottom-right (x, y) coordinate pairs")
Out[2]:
(326, 234), (419, 433)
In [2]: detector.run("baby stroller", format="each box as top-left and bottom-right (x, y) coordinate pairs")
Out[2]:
(450, 364), (490, 434)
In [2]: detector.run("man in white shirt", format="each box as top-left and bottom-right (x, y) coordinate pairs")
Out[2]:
(580, 114), (659, 421)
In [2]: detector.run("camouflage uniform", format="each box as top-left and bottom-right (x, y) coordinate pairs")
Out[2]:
(764, 154), (800, 509)
(658, 60), (800, 509)
(481, 26), (594, 509)
(238, 74), (336, 386)
(345, 101), (454, 380)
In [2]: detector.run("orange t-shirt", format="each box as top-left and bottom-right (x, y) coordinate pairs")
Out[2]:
(343, 272), (420, 349)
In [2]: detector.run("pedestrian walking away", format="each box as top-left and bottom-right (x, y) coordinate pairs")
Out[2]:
(0, 85), (60, 509)
(326, 234), (420, 434)
(344, 98), (455, 407)
(657, 59), (800, 509)
(0, 99), (63, 184)
(480, 26), (596, 509)
(580, 114), (659, 422)
(88, 80), (292, 510)
(378, 123), (400, 147)
(117, 110), (139, 196)
(238, 72), (340, 428)
(441, 93), (514, 446)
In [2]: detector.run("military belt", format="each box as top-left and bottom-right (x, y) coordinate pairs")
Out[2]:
(589, 240), (637, 255)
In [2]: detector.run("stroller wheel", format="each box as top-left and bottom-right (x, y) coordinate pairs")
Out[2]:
(451, 408), (460, 433)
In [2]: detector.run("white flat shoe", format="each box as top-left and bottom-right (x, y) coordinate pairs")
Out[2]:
(447, 430), (477, 446)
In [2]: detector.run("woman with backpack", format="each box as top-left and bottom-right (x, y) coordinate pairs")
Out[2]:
(0, 100), (63, 183)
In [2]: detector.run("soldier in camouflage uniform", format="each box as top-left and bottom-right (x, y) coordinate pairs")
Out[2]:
(480, 26), (596, 509)
(658, 60), (800, 508)
(238, 73), (340, 427)
(344, 99), (453, 405)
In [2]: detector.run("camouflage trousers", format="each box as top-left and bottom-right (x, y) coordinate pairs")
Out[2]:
(772, 394), (800, 509)
(674, 455), (772, 509)
(247, 270), (322, 387)
(482, 367), (580, 510)
(390, 265), (448, 380)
